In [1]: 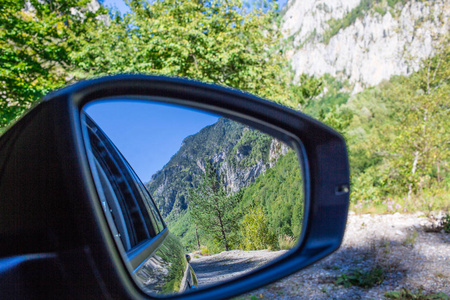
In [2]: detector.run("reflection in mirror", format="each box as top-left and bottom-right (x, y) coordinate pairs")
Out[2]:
(82, 100), (304, 296)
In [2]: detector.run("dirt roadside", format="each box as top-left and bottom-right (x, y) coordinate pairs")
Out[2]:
(191, 213), (449, 299)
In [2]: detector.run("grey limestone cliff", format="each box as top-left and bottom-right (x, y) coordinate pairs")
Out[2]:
(282, 0), (449, 92)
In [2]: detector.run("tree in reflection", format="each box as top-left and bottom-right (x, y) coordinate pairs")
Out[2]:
(189, 161), (242, 251)
(239, 205), (277, 250)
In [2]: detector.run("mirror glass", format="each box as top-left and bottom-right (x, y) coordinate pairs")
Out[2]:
(82, 99), (304, 296)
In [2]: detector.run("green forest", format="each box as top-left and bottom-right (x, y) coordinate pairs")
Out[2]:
(1, 0), (448, 253)
(309, 44), (449, 215)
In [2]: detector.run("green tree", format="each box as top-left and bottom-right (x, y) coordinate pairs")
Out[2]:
(239, 205), (276, 250)
(0, 0), (103, 128)
(188, 161), (242, 251)
(386, 41), (449, 202)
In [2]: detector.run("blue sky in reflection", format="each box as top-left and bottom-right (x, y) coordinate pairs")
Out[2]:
(85, 101), (219, 182)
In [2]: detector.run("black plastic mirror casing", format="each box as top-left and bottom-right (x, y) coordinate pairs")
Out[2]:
(0, 75), (349, 299)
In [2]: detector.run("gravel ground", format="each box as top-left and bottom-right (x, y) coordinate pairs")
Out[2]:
(193, 213), (450, 299)
(191, 249), (287, 286)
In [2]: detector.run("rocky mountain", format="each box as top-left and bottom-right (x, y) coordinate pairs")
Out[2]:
(146, 118), (289, 219)
(281, 0), (449, 92)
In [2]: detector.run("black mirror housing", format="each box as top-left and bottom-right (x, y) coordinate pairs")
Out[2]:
(0, 75), (349, 299)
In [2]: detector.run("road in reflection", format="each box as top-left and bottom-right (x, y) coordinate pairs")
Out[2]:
(190, 249), (287, 287)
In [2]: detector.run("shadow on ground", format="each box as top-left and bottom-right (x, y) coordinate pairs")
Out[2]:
(191, 253), (281, 287)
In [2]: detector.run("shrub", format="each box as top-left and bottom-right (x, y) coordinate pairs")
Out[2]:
(335, 267), (385, 288)
(441, 213), (450, 233)
(200, 245), (210, 256)
(239, 205), (277, 250)
(385, 288), (449, 299)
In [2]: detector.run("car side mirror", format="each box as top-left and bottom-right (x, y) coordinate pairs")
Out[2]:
(0, 75), (349, 299)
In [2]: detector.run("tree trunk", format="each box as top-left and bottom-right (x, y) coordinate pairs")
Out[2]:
(195, 227), (200, 250)
(217, 214), (229, 251)
(408, 150), (420, 203)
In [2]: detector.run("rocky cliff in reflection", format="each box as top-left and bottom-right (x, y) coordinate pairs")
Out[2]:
(146, 118), (288, 219)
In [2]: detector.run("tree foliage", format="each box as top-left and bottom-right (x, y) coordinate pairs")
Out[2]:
(291, 73), (324, 107)
(188, 161), (242, 251)
(239, 205), (276, 250)
(227, 127), (273, 169)
(71, 0), (299, 106)
(385, 42), (449, 201)
(0, 0), (102, 128)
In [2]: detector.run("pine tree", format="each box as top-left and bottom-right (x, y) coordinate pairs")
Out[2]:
(188, 161), (242, 251)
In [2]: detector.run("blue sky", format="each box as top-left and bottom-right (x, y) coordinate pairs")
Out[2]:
(102, 0), (130, 15)
(85, 100), (219, 182)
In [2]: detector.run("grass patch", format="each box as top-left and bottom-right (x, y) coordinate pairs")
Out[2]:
(385, 288), (449, 299)
(324, 264), (341, 271)
(278, 234), (295, 250)
(335, 267), (385, 288)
